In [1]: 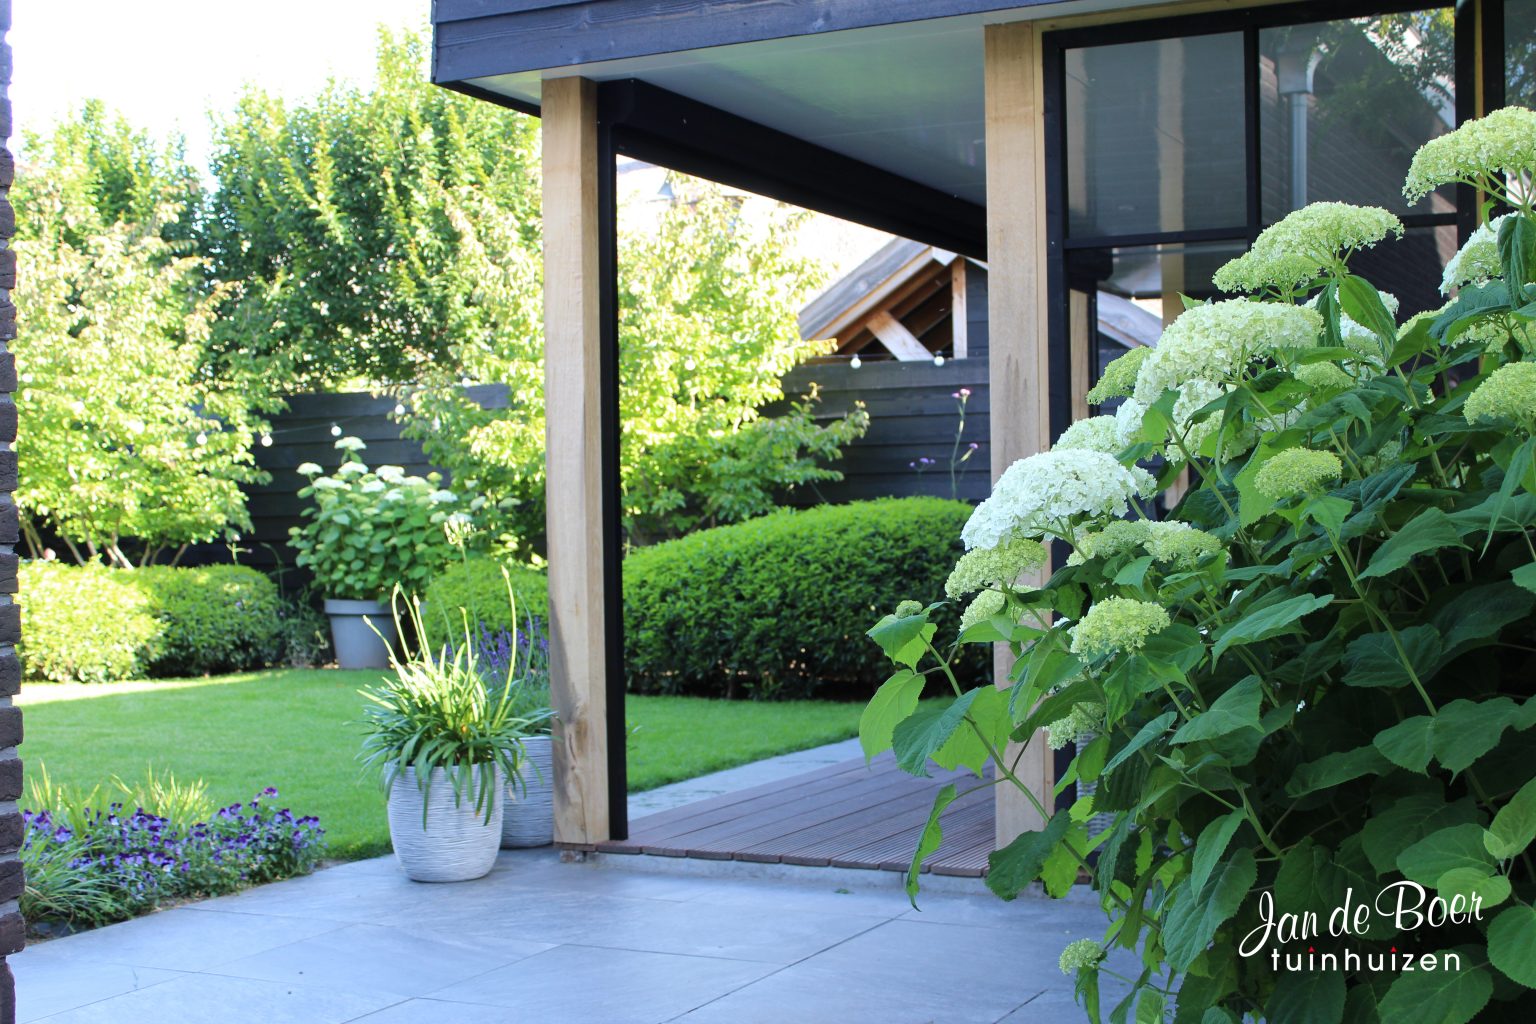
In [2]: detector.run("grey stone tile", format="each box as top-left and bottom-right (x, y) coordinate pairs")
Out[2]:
(671, 961), (1010, 1024)
(682, 875), (912, 919)
(186, 865), (431, 925)
(345, 998), (533, 1023)
(210, 922), (550, 998)
(31, 908), (344, 971)
(13, 947), (185, 1024)
(426, 944), (775, 1023)
(898, 888), (1107, 935)
(30, 972), (398, 1024)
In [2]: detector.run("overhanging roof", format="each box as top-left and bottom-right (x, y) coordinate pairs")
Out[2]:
(432, 0), (1169, 251)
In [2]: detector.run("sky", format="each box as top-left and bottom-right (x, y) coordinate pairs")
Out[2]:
(11, 0), (430, 165)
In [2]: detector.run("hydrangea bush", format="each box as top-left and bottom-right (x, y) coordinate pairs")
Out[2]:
(289, 436), (484, 601)
(863, 107), (1536, 1023)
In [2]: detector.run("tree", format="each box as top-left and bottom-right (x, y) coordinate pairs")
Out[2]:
(201, 27), (542, 391)
(405, 177), (868, 548)
(13, 112), (267, 566)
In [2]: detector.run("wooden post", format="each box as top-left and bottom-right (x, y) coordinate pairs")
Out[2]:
(542, 76), (614, 846)
(951, 260), (969, 360)
(984, 21), (1056, 848)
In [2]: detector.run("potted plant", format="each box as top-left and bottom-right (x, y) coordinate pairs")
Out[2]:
(489, 616), (556, 847)
(289, 436), (472, 668)
(358, 592), (546, 882)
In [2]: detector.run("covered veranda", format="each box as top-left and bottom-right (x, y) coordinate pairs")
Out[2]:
(432, 0), (1519, 862)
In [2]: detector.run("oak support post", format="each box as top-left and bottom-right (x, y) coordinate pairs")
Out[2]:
(542, 76), (626, 846)
(984, 21), (1056, 847)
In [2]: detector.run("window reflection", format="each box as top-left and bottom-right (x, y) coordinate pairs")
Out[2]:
(1259, 11), (1456, 220)
(1508, 0), (1536, 108)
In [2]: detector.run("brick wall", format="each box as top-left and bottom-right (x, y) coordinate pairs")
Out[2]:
(0, 1), (21, 1018)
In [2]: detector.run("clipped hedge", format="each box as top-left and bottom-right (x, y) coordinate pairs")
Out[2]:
(421, 555), (550, 649)
(623, 497), (983, 699)
(19, 562), (285, 682)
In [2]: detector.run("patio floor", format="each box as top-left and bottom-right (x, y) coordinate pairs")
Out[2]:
(13, 849), (1130, 1023)
(598, 751), (993, 876)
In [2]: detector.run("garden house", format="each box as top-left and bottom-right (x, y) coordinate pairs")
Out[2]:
(430, 0), (1536, 851)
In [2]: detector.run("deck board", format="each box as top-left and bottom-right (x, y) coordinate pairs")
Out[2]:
(604, 752), (994, 877)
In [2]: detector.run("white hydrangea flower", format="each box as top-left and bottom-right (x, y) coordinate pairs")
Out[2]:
(961, 449), (1155, 550)
(429, 489), (459, 503)
(1053, 415), (1122, 455)
(1113, 399), (1147, 449)
(1405, 106), (1536, 203)
(360, 480), (387, 494)
(1441, 214), (1512, 295)
(1169, 379), (1228, 452)
(1133, 300), (1322, 403)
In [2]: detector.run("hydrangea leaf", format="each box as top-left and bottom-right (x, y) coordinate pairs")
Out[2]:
(1343, 624), (1442, 689)
(1376, 955), (1491, 1024)
(1187, 810), (1244, 898)
(1374, 716), (1435, 773)
(1211, 593), (1333, 662)
(1171, 677), (1263, 745)
(1266, 966), (1347, 1024)
(1488, 905), (1536, 987)
(1512, 561), (1536, 595)
(1339, 274), (1399, 343)
(986, 809), (1070, 901)
(866, 612), (936, 670)
(858, 669), (925, 762)
(1286, 745), (1391, 798)
(1435, 866), (1511, 911)
(1396, 823), (1494, 886)
(904, 783), (957, 907)
(1358, 509), (1467, 579)
(1485, 774), (1536, 860)
(1162, 846), (1256, 971)
(1433, 697), (1520, 773)
(1103, 711), (1178, 776)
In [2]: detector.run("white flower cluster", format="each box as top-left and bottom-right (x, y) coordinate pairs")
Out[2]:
(1405, 106), (1536, 203)
(1441, 215), (1512, 295)
(1133, 300), (1322, 403)
(1053, 415), (1122, 455)
(961, 449), (1155, 550)
(1214, 203), (1403, 293)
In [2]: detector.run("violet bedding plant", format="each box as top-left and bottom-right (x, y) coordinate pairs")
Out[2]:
(22, 786), (325, 929)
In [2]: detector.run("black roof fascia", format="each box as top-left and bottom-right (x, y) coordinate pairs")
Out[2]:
(432, 0), (1066, 83)
(598, 80), (987, 259)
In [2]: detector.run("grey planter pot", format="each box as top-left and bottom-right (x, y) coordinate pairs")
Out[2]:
(502, 735), (555, 848)
(325, 598), (396, 669)
(387, 765), (504, 883)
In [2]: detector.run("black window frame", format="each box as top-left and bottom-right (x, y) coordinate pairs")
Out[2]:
(1040, 0), (1509, 421)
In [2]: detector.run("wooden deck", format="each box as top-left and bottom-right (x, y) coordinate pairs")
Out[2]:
(596, 753), (994, 877)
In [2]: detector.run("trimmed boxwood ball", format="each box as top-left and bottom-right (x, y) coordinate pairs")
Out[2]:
(133, 566), (285, 677)
(18, 562), (284, 682)
(421, 556), (550, 651)
(623, 497), (985, 700)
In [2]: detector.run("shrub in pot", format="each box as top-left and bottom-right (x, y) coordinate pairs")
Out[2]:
(359, 593), (548, 882)
(289, 436), (479, 668)
(864, 109), (1536, 1022)
(487, 618), (555, 848)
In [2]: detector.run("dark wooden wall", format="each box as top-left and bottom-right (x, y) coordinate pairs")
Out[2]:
(232, 268), (995, 572)
(1, 2), (23, 1016)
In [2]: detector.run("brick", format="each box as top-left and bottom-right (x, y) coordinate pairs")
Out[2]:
(0, 248), (12, 290)
(0, 101), (11, 144)
(0, 960), (13, 1024)
(0, 553), (13, 593)
(0, 911), (22, 957)
(0, 300), (12, 341)
(0, 150), (11, 189)
(0, 811), (18, 855)
(0, 654), (17, 697)
(0, 451), (15, 492)
(0, 353), (13, 393)
(0, 759), (17, 803)
(0, 200), (12, 241)
(0, 706), (18, 750)
(0, 403), (13, 443)
(0, 860), (19, 904)
(0, 606), (15, 647)
(0, 505), (14, 546)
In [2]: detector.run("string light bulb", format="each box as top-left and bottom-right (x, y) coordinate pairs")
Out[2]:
(850, 355), (862, 369)
(260, 434), (273, 447)
(330, 424), (342, 437)
(933, 355), (946, 366)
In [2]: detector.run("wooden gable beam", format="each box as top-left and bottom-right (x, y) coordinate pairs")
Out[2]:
(867, 310), (934, 362)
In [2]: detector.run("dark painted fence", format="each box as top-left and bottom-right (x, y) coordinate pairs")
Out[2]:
(236, 359), (993, 573)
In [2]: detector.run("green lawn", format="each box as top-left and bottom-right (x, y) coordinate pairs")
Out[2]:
(17, 670), (864, 859)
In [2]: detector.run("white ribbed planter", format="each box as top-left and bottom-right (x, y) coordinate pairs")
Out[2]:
(387, 765), (503, 882)
(502, 735), (554, 848)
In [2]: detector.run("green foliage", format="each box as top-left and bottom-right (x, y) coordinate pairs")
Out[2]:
(202, 28), (541, 391)
(131, 565), (284, 676)
(863, 110), (1536, 1021)
(421, 554), (549, 650)
(405, 173), (868, 548)
(288, 437), (479, 601)
(624, 498), (985, 700)
(13, 109), (268, 563)
(18, 562), (284, 682)
(19, 562), (161, 683)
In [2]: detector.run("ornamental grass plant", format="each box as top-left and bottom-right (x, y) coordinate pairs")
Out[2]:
(863, 106), (1536, 1023)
